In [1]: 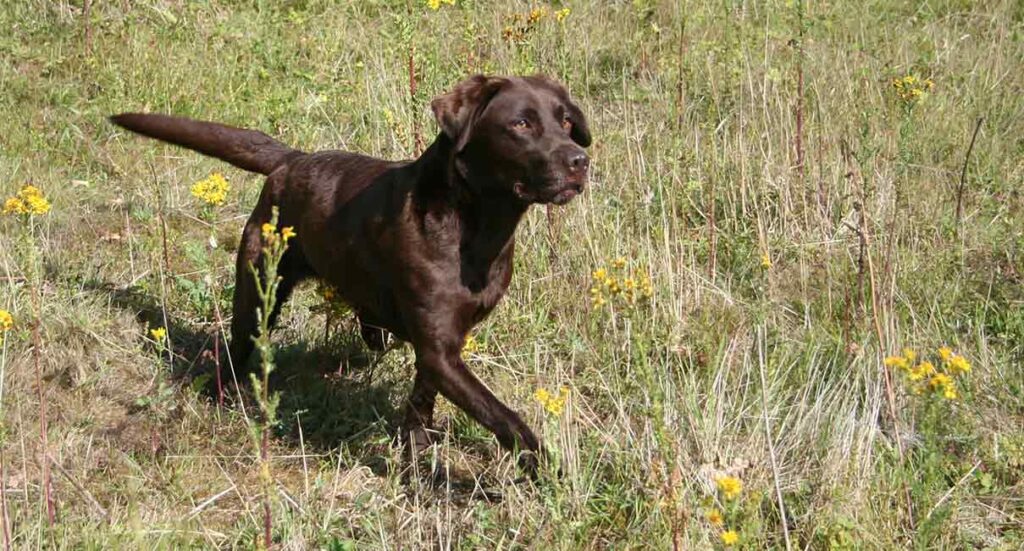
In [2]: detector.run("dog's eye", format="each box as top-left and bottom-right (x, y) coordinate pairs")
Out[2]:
(511, 119), (530, 131)
(561, 115), (572, 131)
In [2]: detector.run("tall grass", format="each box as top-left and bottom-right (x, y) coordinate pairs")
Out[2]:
(0, 0), (1021, 548)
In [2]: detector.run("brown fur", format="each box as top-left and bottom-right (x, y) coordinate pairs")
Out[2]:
(110, 74), (591, 476)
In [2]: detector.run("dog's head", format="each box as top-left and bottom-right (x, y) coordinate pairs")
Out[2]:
(432, 75), (592, 205)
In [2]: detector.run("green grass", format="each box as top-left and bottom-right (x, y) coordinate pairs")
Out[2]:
(1, 0), (1023, 548)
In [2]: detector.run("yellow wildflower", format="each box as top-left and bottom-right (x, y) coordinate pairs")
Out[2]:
(261, 222), (276, 239)
(426, 0), (454, 10)
(938, 346), (953, 363)
(281, 226), (296, 241)
(760, 252), (772, 269)
(892, 74), (933, 104)
(190, 173), (230, 207)
(929, 372), (952, 390)
(19, 185), (51, 215)
(534, 386), (568, 415)
(640, 275), (654, 298)
(948, 355), (971, 375)
(612, 257), (626, 270)
(592, 268), (608, 281)
(942, 384), (958, 400)
(706, 508), (724, 526)
(902, 348), (916, 363)
(604, 276), (621, 295)
(2, 197), (26, 215)
(884, 355), (909, 371)
(320, 285), (336, 301)
(462, 334), (481, 355)
(716, 476), (742, 500)
(527, 7), (547, 24)
(721, 530), (739, 546)
(0, 310), (13, 331)
(555, 7), (570, 22)
(150, 327), (167, 341)
(3, 185), (51, 216)
(909, 361), (935, 381)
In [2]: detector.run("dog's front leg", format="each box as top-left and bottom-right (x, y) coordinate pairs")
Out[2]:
(412, 341), (545, 477)
(401, 369), (438, 454)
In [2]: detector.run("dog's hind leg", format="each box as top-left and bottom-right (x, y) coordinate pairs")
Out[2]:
(267, 246), (312, 331)
(228, 216), (265, 372)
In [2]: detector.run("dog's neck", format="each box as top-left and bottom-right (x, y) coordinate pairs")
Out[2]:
(415, 134), (529, 289)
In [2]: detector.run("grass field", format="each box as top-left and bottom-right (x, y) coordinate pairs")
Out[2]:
(2, 0), (1023, 548)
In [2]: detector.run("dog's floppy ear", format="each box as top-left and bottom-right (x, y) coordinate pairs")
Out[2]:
(528, 75), (592, 147)
(431, 75), (507, 151)
(564, 96), (592, 148)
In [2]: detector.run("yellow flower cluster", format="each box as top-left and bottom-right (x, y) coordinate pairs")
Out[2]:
(590, 258), (654, 309)
(426, 0), (454, 9)
(885, 346), (970, 400)
(190, 172), (230, 207)
(534, 386), (569, 416)
(150, 327), (166, 341)
(892, 75), (934, 104)
(716, 475), (743, 500)
(0, 309), (13, 332)
(314, 284), (350, 319)
(462, 333), (482, 356)
(502, 6), (557, 43)
(710, 475), (743, 547)
(759, 252), (772, 269)
(261, 222), (296, 244)
(2, 184), (51, 216)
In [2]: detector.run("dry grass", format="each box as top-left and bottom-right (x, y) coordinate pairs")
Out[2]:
(1, 0), (1023, 548)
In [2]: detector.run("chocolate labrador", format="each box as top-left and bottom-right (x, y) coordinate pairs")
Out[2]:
(110, 74), (591, 476)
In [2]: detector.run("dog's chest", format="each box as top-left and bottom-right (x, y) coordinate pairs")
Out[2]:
(458, 245), (515, 326)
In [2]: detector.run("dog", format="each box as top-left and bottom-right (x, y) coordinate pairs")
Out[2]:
(110, 74), (591, 476)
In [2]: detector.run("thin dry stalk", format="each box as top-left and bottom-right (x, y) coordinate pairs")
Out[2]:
(211, 293), (227, 408)
(154, 179), (173, 369)
(406, 1), (423, 156)
(297, 414), (310, 498)
(1, 452), (10, 551)
(47, 453), (108, 522)
(83, 0), (92, 52)
(858, 203), (915, 529)
(675, 4), (688, 132)
(707, 174), (717, 279)
(30, 289), (54, 526)
(793, 0), (805, 179)
(955, 118), (983, 234)
(262, 429), (271, 548)
(757, 326), (793, 551)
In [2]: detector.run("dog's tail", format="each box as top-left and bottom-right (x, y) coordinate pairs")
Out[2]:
(109, 113), (301, 175)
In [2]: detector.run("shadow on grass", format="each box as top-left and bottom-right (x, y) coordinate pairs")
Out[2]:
(87, 281), (401, 447)
(88, 280), (509, 501)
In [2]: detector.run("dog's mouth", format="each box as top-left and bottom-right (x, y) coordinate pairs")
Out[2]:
(513, 176), (586, 206)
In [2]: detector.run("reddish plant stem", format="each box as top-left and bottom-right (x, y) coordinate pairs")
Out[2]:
(262, 428), (271, 548)
(31, 288), (54, 526)
(793, 2), (805, 178)
(955, 117), (983, 234)
(1, 452), (10, 550)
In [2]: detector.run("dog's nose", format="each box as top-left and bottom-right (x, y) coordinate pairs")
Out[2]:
(568, 152), (590, 173)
